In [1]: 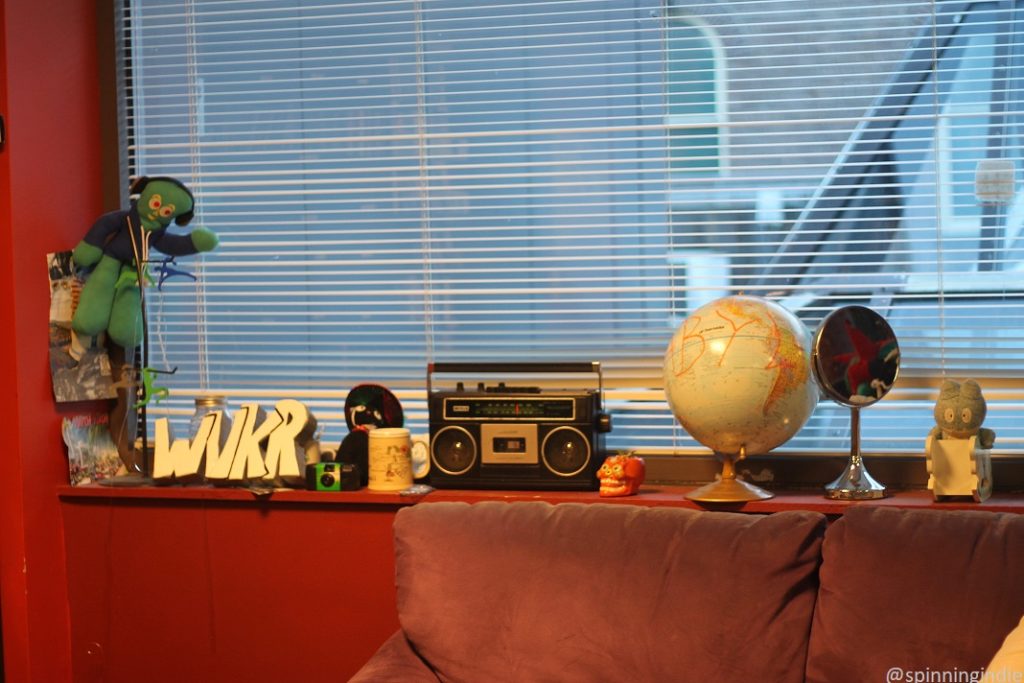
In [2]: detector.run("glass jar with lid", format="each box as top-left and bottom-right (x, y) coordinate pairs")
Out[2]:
(189, 395), (232, 447)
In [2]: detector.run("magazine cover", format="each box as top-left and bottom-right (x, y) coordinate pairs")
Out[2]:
(47, 251), (118, 402)
(62, 412), (124, 485)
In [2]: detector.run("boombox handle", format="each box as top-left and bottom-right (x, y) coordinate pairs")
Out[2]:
(427, 361), (605, 411)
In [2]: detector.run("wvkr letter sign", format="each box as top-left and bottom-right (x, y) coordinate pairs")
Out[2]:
(152, 399), (317, 486)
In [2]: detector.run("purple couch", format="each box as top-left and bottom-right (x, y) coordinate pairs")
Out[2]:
(351, 501), (1024, 683)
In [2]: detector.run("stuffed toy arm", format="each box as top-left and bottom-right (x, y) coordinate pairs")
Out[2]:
(151, 226), (219, 257)
(190, 227), (218, 253)
(72, 240), (104, 268)
(73, 211), (125, 268)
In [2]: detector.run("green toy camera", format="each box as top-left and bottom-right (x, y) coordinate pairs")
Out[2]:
(305, 462), (359, 491)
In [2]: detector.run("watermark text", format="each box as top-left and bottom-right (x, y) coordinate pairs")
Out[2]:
(886, 667), (1023, 683)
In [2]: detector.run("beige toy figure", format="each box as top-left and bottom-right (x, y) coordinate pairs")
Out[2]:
(925, 379), (995, 502)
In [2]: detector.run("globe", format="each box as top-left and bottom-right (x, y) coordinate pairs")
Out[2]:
(663, 295), (818, 459)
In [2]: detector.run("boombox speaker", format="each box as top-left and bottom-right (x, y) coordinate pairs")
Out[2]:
(427, 362), (612, 491)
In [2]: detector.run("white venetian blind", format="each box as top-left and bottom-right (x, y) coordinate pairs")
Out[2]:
(120, 0), (1024, 455)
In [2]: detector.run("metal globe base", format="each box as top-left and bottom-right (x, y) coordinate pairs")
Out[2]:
(685, 448), (775, 503)
(686, 477), (775, 503)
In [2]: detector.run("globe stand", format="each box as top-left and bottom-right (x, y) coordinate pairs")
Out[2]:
(824, 406), (887, 500)
(686, 446), (775, 503)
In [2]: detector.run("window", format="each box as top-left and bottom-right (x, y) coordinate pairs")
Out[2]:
(120, 1), (1023, 459)
(665, 11), (726, 175)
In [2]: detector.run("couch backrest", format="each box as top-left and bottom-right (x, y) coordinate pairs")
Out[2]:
(806, 506), (1024, 683)
(393, 501), (826, 683)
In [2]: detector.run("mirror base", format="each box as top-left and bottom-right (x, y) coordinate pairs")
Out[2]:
(824, 460), (888, 500)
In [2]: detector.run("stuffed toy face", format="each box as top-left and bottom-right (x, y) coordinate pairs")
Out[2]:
(137, 179), (194, 231)
(933, 379), (987, 439)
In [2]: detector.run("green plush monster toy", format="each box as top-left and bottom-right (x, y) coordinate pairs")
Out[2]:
(71, 176), (217, 349)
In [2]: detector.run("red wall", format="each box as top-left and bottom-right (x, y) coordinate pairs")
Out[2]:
(60, 496), (404, 682)
(0, 4), (405, 679)
(0, 0), (105, 679)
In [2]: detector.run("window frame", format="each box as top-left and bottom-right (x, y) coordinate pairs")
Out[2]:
(115, 1), (1024, 472)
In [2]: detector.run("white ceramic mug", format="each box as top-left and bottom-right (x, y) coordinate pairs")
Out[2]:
(367, 427), (413, 492)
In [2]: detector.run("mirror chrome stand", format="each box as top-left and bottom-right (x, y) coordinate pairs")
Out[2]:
(813, 305), (898, 501)
(824, 406), (887, 499)
(687, 446), (775, 503)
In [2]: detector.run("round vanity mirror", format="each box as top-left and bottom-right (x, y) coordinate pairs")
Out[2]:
(812, 305), (900, 407)
(812, 305), (900, 499)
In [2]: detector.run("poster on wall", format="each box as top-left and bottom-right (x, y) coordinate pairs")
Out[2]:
(47, 251), (117, 402)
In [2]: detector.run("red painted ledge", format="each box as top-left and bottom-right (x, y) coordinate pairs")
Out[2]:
(58, 483), (1024, 515)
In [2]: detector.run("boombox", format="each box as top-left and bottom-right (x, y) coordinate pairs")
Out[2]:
(427, 362), (612, 491)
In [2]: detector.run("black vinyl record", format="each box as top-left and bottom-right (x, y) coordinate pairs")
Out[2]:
(344, 384), (404, 431)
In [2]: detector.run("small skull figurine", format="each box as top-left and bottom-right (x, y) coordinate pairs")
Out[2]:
(597, 454), (646, 497)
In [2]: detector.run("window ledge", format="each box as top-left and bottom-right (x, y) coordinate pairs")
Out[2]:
(57, 483), (424, 506)
(58, 484), (1024, 515)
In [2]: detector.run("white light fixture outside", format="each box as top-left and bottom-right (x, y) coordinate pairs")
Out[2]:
(975, 158), (1017, 205)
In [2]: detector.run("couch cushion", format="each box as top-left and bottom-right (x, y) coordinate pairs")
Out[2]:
(806, 506), (1024, 683)
(348, 631), (441, 683)
(393, 501), (826, 683)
